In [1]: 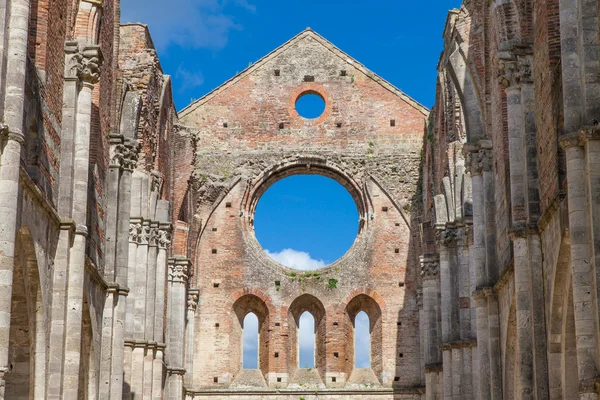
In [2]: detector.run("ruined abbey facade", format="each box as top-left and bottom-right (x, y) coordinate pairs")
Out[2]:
(0, 0), (599, 398)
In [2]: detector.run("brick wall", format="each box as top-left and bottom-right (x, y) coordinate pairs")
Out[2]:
(175, 31), (427, 392)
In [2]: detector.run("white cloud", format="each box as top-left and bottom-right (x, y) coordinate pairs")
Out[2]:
(265, 249), (326, 271)
(121, 0), (256, 51)
(176, 65), (205, 91)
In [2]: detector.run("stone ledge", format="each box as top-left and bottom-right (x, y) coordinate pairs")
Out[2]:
(184, 386), (425, 396)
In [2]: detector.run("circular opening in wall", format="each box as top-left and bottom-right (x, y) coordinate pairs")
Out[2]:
(295, 92), (326, 119)
(254, 175), (359, 270)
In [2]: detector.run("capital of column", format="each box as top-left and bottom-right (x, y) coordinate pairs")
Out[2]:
(435, 226), (457, 247)
(149, 222), (160, 247)
(187, 288), (199, 312)
(0, 124), (25, 145)
(464, 140), (493, 175)
(64, 42), (103, 84)
(455, 223), (473, 246)
(129, 219), (142, 243)
(420, 253), (440, 280)
(559, 132), (583, 150)
(168, 257), (190, 284)
(157, 224), (172, 249)
(78, 45), (102, 84)
(497, 46), (532, 89)
(138, 220), (151, 245)
(110, 138), (141, 171)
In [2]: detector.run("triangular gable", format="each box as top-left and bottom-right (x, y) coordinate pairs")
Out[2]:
(178, 28), (429, 118)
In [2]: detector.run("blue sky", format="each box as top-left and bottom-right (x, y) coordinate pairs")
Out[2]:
(121, 0), (462, 111)
(255, 175), (358, 269)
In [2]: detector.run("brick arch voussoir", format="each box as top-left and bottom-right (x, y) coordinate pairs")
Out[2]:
(493, 0), (524, 44)
(230, 288), (277, 316)
(343, 288), (387, 315)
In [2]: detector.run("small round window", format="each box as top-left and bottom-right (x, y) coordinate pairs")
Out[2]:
(295, 92), (326, 119)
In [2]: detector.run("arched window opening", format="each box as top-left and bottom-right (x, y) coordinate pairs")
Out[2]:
(345, 294), (382, 382)
(354, 311), (371, 368)
(243, 313), (259, 369)
(298, 312), (315, 368)
(232, 295), (270, 381)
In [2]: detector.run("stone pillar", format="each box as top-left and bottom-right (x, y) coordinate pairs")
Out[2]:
(421, 254), (441, 399)
(123, 217), (140, 400)
(63, 45), (102, 397)
(111, 140), (139, 400)
(456, 225), (473, 400)
(499, 52), (535, 400)
(185, 289), (199, 387)
(437, 227), (460, 399)
(580, 127), (600, 371)
(559, 133), (600, 398)
(0, 0), (31, 393)
(146, 221), (159, 343)
(473, 290), (490, 400)
(135, 219), (150, 341)
(464, 145), (491, 399)
(166, 257), (190, 399)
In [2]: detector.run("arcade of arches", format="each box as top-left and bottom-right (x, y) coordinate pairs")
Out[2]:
(0, 0), (599, 398)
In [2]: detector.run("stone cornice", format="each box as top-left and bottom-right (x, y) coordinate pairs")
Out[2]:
(424, 363), (444, 373)
(441, 339), (478, 351)
(19, 168), (61, 227)
(85, 256), (108, 290)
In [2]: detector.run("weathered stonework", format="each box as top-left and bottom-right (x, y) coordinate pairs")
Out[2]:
(0, 0), (598, 397)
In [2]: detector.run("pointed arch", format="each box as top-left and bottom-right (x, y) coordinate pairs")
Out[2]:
(504, 294), (517, 399)
(445, 46), (485, 143)
(345, 294), (383, 382)
(231, 294), (270, 380)
(4, 228), (46, 398)
(287, 294), (326, 379)
(547, 235), (578, 399)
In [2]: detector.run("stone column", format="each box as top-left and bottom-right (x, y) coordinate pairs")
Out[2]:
(153, 213), (171, 399)
(185, 289), (199, 387)
(499, 53), (535, 400)
(166, 257), (190, 400)
(559, 133), (600, 398)
(146, 220), (159, 343)
(421, 254), (441, 400)
(456, 225), (473, 400)
(0, 0), (31, 392)
(123, 218), (141, 400)
(111, 140), (139, 400)
(464, 145), (491, 400)
(437, 227), (460, 399)
(580, 127), (600, 369)
(63, 46), (102, 398)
